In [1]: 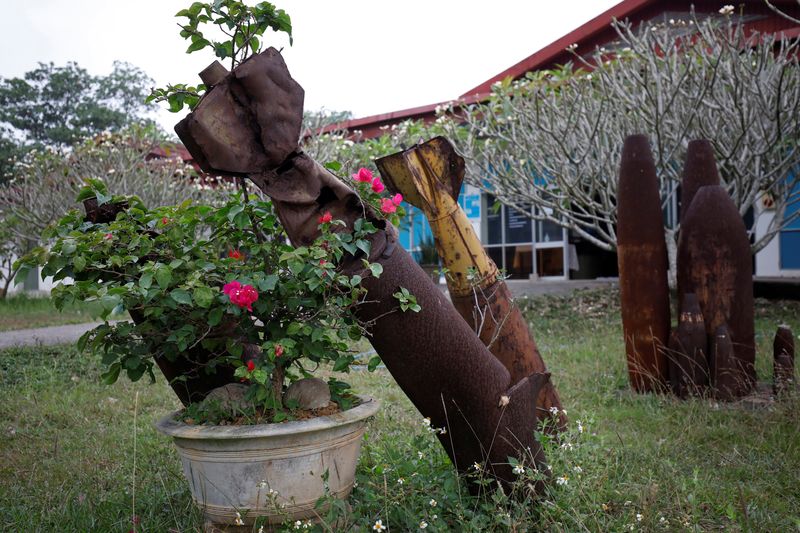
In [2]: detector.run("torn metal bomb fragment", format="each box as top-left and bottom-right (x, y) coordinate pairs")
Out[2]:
(376, 137), (566, 431)
(616, 134), (671, 393)
(174, 51), (550, 491)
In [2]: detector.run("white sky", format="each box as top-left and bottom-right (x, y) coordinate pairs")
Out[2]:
(0, 1), (620, 133)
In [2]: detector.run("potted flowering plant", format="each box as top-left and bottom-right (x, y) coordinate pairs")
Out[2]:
(23, 162), (405, 527)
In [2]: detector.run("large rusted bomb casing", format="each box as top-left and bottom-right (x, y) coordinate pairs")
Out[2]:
(360, 242), (551, 491)
(667, 293), (709, 397)
(616, 134), (671, 393)
(375, 138), (565, 430)
(677, 185), (755, 397)
(710, 324), (738, 401)
(773, 324), (795, 396)
(680, 139), (721, 225)
(174, 53), (551, 492)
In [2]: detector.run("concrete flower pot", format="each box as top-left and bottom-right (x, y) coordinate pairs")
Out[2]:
(155, 396), (380, 528)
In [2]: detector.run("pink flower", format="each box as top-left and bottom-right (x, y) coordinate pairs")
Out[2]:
(319, 259), (326, 266)
(380, 198), (397, 214)
(223, 280), (242, 296)
(371, 178), (385, 193)
(228, 249), (243, 260)
(392, 193), (403, 206)
(246, 360), (256, 372)
(161, 217), (169, 225)
(104, 233), (113, 240)
(229, 284), (258, 311)
(318, 211), (333, 224)
(274, 344), (284, 357)
(352, 167), (373, 183)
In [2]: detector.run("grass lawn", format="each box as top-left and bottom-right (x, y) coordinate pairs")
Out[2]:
(0, 293), (99, 331)
(1, 288), (798, 532)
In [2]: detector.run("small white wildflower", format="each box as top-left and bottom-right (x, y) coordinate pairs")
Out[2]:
(659, 516), (666, 524)
(418, 451), (424, 460)
(573, 465), (583, 474)
(719, 5), (735, 15)
(636, 513), (643, 522)
(669, 18), (675, 24)
(561, 442), (574, 450)
(258, 526), (264, 533)
(438, 427), (447, 435)
(432, 514), (438, 520)
(419, 520), (428, 529)
(373, 519), (387, 531)
(498, 394), (510, 407)
(304, 520), (313, 529)
(513, 464), (525, 475)
(234, 511), (244, 526)
(577, 420), (584, 433)
(549, 406), (559, 416)
(397, 477), (405, 485)
(267, 488), (278, 496)
(422, 417), (431, 427)
(294, 520), (302, 529)
(566, 43), (578, 51)
(624, 500), (632, 506)
(472, 462), (482, 471)
(556, 475), (569, 486)
(429, 498), (437, 507)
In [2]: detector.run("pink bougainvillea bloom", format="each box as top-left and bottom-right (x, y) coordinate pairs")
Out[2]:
(318, 211), (333, 224)
(229, 284), (258, 311)
(371, 178), (385, 193)
(246, 360), (256, 372)
(392, 193), (403, 206)
(104, 233), (113, 240)
(380, 198), (397, 214)
(274, 344), (284, 357)
(223, 280), (242, 296)
(228, 249), (243, 260)
(352, 167), (373, 183)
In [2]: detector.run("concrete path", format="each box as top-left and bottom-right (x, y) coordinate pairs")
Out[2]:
(0, 322), (106, 350)
(0, 279), (617, 349)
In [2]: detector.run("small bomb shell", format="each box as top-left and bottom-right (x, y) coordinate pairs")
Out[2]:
(680, 139), (721, 224)
(667, 293), (709, 397)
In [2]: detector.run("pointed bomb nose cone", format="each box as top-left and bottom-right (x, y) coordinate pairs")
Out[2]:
(681, 140), (721, 224)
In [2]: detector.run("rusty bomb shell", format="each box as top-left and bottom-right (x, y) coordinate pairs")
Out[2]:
(710, 323), (738, 401)
(375, 137), (566, 430)
(616, 134), (671, 393)
(174, 54), (551, 492)
(773, 324), (795, 396)
(680, 139), (721, 225)
(677, 185), (755, 398)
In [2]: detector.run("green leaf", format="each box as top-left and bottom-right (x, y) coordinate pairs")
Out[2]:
(332, 356), (352, 372)
(101, 363), (121, 385)
(324, 161), (342, 172)
(155, 266), (173, 289)
(170, 288), (193, 305)
(368, 262), (383, 279)
(72, 256), (87, 272)
(193, 286), (215, 308)
(367, 355), (382, 371)
(186, 38), (211, 53)
(139, 272), (153, 290)
(207, 307), (224, 327)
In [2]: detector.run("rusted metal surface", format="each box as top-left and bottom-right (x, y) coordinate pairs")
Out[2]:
(677, 185), (756, 398)
(376, 137), (566, 430)
(666, 293), (709, 398)
(773, 324), (795, 396)
(174, 53), (551, 491)
(616, 134), (671, 393)
(680, 139), (721, 225)
(710, 323), (738, 401)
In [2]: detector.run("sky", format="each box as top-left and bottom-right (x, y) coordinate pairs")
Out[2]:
(0, 0), (620, 133)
